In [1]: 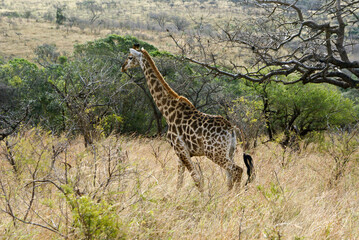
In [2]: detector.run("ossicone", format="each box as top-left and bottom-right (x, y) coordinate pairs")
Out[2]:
(133, 43), (140, 50)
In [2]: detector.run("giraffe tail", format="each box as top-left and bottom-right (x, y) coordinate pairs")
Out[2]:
(233, 127), (255, 185)
(243, 153), (255, 185)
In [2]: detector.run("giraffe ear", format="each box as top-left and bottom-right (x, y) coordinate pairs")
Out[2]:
(133, 43), (140, 50)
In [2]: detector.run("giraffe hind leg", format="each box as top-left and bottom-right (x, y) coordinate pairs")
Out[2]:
(230, 163), (243, 191)
(226, 170), (234, 190)
(210, 155), (243, 191)
(225, 162), (243, 191)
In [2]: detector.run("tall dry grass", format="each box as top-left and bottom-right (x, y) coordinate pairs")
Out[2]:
(0, 128), (358, 239)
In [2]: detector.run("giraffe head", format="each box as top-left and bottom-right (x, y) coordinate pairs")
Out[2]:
(121, 44), (144, 72)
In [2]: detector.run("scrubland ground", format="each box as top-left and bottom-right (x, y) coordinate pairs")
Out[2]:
(0, 129), (358, 239)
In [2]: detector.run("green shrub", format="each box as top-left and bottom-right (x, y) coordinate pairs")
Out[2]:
(64, 186), (126, 240)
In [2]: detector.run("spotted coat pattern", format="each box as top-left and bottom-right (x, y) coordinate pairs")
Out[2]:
(122, 48), (243, 191)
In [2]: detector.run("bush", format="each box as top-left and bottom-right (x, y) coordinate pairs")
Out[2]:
(74, 34), (157, 56)
(319, 124), (359, 185)
(248, 81), (357, 147)
(56, 6), (66, 25)
(1, 11), (21, 18)
(64, 187), (127, 240)
(34, 43), (60, 67)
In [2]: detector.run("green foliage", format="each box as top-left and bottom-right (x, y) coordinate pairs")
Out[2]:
(1, 11), (21, 18)
(58, 56), (68, 64)
(98, 113), (123, 137)
(0, 58), (64, 131)
(74, 34), (157, 57)
(46, 56), (126, 142)
(0, 35), (239, 137)
(23, 10), (32, 19)
(150, 50), (174, 58)
(69, 35), (160, 136)
(248, 81), (357, 141)
(227, 95), (265, 149)
(4, 128), (63, 177)
(270, 83), (354, 128)
(55, 7), (66, 25)
(257, 182), (284, 203)
(1, 34), (358, 143)
(342, 88), (359, 114)
(64, 187), (126, 240)
(0, 58), (38, 83)
(34, 43), (60, 67)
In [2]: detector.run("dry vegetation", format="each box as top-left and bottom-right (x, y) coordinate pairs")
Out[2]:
(0, 17), (107, 59)
(0, 128), (358, 239)
(1, 0), (359, 239)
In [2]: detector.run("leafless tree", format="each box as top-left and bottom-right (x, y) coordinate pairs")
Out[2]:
(171, 15), (190, 31)
(149, 12), (169, 31)
(77, 0), (103, 25)
(170, 0), (359, 89)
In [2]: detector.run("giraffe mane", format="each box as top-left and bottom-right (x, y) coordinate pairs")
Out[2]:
(140, 49), (195, 109)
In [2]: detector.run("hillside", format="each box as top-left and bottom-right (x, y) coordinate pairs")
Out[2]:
(0, 0), (240, 60)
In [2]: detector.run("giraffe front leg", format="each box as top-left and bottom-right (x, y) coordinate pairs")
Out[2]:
(176, 159), (185, 190)
(173, 136), (204, 192)
(176, 153), (204, 192)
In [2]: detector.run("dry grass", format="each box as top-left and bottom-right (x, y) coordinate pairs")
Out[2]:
(0, 129), (358, 239)
(0, 18), (104, 59)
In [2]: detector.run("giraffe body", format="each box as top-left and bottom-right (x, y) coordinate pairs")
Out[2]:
(122, 47), (253, 191)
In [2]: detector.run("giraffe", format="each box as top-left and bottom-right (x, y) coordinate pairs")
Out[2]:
(121, 45), (254, 191)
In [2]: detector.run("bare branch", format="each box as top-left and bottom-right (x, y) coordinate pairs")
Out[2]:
(170, 0), (359, 89)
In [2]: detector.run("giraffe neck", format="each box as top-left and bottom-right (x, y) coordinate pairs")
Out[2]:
(140, 50), (194, 121)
